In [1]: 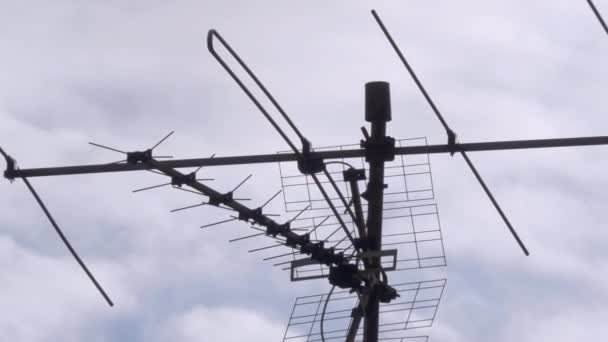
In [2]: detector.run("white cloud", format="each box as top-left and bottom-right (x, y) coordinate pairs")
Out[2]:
(1, 0), (608, 341)
(154, 306), (284, 342)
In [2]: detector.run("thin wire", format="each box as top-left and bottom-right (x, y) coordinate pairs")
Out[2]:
(250, 226), (267, 233)
(173, 187), (204, 196)
(587, 0), (608, 36)
(248, 242), (285, 253)
(21, 177), (113, 307)
(146, 169), (166, 176)
(200, 217), (236, 229)
(195, 153), (216, 174)
(261, 189), (282, 208)
(170, 202), (206, 213)
(289, 204), (311, 223)
(150, 130), (175, 150)
(263, 251), (294, 261)
(324, 161), (356, 169)
(229, 232), (266, 243)
(132, 182), (171, 193)
(308, 216), (330, 236)
(320, 286), (336, 342)
(88, 142), (127, 154)
(232, 174), (252, 192)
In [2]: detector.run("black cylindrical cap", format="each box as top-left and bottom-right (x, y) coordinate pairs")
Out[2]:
(365, 81), (391, 122)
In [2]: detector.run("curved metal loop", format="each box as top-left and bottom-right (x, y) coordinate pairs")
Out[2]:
(207, 29), (308, 155)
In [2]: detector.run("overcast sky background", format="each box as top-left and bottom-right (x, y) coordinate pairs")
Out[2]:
(1, 1), (608, 341)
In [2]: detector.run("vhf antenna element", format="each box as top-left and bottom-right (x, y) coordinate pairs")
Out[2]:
(370, 10), (529, 255)
(2, 2), (608, 342)
(0, 147), (113, 306)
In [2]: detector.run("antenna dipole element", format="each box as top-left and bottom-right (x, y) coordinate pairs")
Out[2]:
(21, 178), (114, 306)
(370, 9), (529, 256)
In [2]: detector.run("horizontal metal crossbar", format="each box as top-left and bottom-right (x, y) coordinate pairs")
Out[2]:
(6, 136), (608, 178)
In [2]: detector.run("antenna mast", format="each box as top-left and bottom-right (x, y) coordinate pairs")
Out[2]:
(2, 3), (608, 341)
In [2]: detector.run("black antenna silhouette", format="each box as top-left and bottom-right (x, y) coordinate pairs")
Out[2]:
(150, 130), (175, 150)
(170, 202), (207, 213)
(89, 130), (175, 164)
(194, 153), (216, 174)
(208, 29), (359, 250)
(0, 148), (113, 306)
(586, 0), (608, 36)
(371, 9), (529, 256)
(200, 217), (237, 229)
(207, 30), (303, 154)
(22, 178), (114, 307)
(231, 174), (252, 193)
(2, 6), (608, 342)
(261, 189), (282, 209)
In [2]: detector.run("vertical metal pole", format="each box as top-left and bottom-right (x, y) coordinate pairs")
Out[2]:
(348, 177), (366, 240)
(362, 81), (391, 342)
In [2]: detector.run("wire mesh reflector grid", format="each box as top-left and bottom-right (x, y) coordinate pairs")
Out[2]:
(278, 138), (434, 213)
(282, 279), (446, 342)
(276, 138), (445, 279)
(287, 202), (447, 281)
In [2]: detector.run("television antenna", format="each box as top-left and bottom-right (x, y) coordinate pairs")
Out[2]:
(2, 3), (607, 341)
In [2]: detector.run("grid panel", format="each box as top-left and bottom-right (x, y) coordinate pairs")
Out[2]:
(282, 279), (446, 342)
(278, 138), (434, 213)
(273, 138), (446, 280)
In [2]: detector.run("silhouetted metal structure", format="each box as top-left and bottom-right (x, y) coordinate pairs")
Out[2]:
(2, 3), (607, 342)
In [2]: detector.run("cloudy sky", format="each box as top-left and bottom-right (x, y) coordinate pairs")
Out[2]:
(1, 1), (608, 341)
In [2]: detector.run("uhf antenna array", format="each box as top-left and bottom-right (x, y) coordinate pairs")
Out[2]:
(2, 4), (607, 342)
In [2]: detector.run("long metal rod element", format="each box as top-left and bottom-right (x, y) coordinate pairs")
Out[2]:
(21, 177), (114, 307)
(369, 10), (453, 138)
(207, 30), (302, 154)
(586, 0), (608, 36)
(461, 152), (529, 255)
(6, 136), (608, 178)
(322, 168), (363, 235)
(346, 174), (366, 240)
(310, 173), (358, 248)
(145, 159), (355, 269)
(371, 9), (529, 255)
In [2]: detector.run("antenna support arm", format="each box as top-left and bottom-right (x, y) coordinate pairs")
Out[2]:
(7, 136), (608, 178)
(146, 159), (352, 268)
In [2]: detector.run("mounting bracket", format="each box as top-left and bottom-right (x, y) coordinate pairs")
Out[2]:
(361, 135), (396, 162)
(126, 149), (153, 164)
(171, 172), (196, 187)
(0, 147), (17, 181)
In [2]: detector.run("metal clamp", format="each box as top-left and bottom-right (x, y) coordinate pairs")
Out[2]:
(0, 147), (17, 181)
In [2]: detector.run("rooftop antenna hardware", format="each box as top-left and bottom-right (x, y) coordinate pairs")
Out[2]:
(2, 3), (607, 341)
